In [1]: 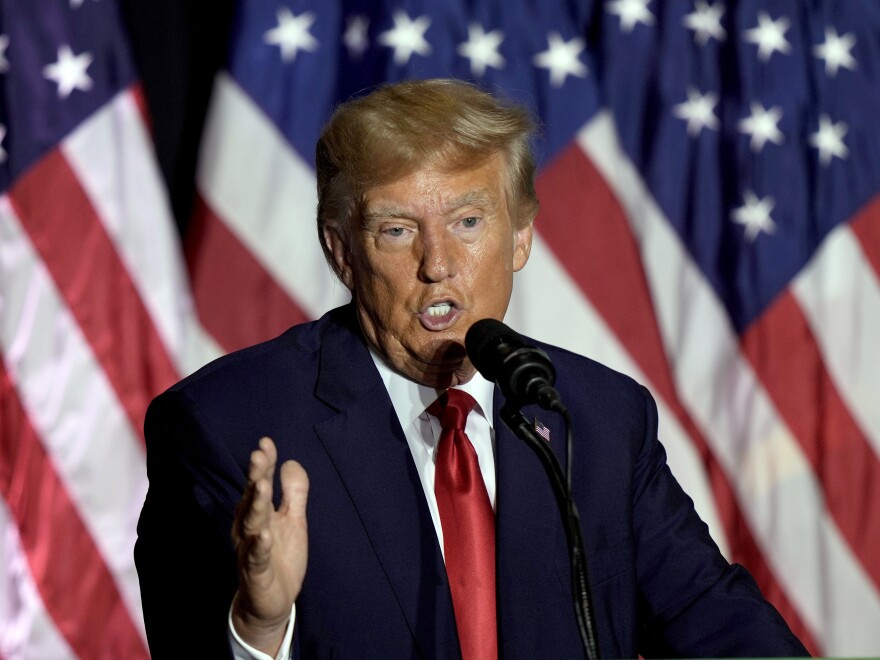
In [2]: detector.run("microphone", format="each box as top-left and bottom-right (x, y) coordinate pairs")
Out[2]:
(465, 319), (563, 411)
(466, 320), (598, 658)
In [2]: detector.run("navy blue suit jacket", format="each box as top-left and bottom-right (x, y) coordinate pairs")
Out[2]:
(135, 304), (807, 658)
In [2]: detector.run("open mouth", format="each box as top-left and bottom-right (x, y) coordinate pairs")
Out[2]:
(427, 302), (453, 317)
(419, 301), (461, 330)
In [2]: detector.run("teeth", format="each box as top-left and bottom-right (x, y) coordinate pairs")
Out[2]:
(428, 303), (452, 317)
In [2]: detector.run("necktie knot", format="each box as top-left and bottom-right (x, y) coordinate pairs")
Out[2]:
(428, 389), (476, 431)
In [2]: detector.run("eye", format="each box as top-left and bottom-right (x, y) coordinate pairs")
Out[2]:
(384, 226), (406, 237)
(461, 216), (480, 229)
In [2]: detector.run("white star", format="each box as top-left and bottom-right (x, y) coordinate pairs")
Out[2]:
(0, 124), (7, 164)
(732, 191), (776, 242)
(606, 0), (655, 33)
(457, 24), (505, 77)
(264, 8), (318, 63)
(743, 12), (791, 62)
(378, 11), (432, 66)
(813, 27), (857, 76)
(43, 45), (93, 99)
(738, 102), (784, 152)
(343, 15), (369, 58)
(0, 35), (9, 73)
(809, 114), (849, 166)
(683, 1), (726, 45)
(673, 87), (719, 136)
(533, 33), (588, 88)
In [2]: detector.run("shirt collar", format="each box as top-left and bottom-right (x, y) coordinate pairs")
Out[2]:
(369, 350), (496, 430)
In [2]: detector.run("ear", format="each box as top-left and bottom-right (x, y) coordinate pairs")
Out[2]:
(322, 224), (355, 290)
(512, 221), (533, 272)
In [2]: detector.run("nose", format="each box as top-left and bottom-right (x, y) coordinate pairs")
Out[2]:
(418, 223), (458, 283)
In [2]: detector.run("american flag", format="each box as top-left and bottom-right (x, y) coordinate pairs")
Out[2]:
(2, 0), (879, 657)
(0, 0), (216, 657)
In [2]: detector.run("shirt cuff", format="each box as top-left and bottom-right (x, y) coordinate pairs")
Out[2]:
(227, 602), (296, 660)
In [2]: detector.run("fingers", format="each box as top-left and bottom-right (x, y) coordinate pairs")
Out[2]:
(248, 436), (278, 496)
(235, 437), (279, 563)
(247, 438), (276, 524)
(235, 438), (309, 547)
(232, 438), (309, 634)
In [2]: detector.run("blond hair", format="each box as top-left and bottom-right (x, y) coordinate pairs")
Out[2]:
(316, 78), (539, 275)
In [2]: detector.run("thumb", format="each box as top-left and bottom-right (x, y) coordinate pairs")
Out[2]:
(278, 459), (309, 519)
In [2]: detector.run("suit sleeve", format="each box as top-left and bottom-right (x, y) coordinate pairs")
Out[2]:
(135, 389), (246, 659)
(630, 386), (809, 658)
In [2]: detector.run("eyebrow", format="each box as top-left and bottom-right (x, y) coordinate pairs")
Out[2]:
(364, 188), (497, 223)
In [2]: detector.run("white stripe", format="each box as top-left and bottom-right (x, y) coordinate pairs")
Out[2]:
(576, 111), (880, 655)
(0, 499), (75, 660)
(61, 88), (221, 378)
(509, 233), (731, 557)
(0, 196), (147, 643)
(196, 73), (350, 319)
(792, 224), (880, 457)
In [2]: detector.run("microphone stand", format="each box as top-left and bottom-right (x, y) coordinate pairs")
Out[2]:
(500, 401), (600, 660)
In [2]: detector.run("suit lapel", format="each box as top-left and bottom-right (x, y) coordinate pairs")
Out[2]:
(313, 309), (459, 659)
(494, 392), (581, 655)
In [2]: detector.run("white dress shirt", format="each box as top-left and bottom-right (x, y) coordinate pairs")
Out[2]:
(230, 352), (497, 659)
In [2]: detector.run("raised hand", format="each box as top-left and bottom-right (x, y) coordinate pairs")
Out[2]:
(231, 437), (309, 655)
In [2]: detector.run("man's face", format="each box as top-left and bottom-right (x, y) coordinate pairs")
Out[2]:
(325, 153), (533, 388)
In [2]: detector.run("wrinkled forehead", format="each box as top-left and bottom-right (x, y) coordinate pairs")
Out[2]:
(364, 189), (501, 225)
(360, 155), (508, 221)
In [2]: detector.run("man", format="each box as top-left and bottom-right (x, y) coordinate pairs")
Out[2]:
(135, 79), (808, 659)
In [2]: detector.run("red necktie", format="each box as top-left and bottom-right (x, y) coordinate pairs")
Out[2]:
(429, 389), (497, 660)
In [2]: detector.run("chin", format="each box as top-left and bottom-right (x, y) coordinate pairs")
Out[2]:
(411, 364), (476, 390)
(417, 336), (467, 368)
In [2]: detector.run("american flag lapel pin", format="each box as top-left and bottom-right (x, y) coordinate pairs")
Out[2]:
(534, 417), (551, 442)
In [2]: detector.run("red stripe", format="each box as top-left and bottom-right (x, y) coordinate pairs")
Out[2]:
(8, 149), (179, 442)
(850, 192), (880, 280)
(186, 195), (310, 353)
(741, 291), (880, 590)
(0, 361), (149, 659)
(535, 142), (819, 654)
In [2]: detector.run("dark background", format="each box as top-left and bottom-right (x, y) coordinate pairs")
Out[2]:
(120, 0), (236, 235)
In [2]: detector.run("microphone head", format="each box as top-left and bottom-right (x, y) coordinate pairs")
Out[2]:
(466, 318), (558, 408)
(465, 318), (525, 381)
